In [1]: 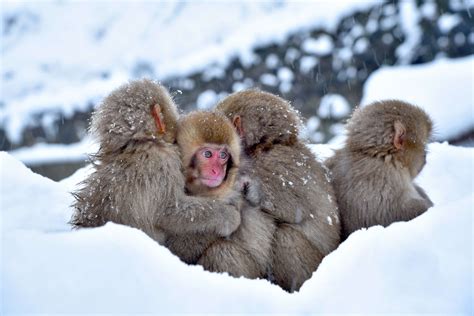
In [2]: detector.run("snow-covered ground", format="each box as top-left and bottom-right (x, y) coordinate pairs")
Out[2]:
(1, 142), (472, 314)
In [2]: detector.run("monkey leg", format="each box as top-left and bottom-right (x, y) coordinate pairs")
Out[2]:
(198, 239), (262, 279)
(271, 224), (324, 293)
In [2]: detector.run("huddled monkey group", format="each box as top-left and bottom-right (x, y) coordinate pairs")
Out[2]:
(71, 79), (433, 293)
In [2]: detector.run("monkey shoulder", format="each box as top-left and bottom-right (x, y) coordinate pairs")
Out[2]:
(252, 143), (337, 222)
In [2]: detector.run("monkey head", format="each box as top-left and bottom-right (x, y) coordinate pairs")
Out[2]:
(177, 111), (241, 197)
(347, 100), (433, 178)
(215, 89), (303, 154)
(91, 79), (179, 154)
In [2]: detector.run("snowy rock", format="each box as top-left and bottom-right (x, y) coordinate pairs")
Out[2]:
(196, 90), (219, 110)
(299, 56), (318, 74)
(318, 94), (351, 119)
(302, 35), (334, 56)
(260, 73), (279, 87)
(438, 13), (462, 33)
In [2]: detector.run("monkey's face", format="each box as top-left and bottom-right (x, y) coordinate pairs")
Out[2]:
(192, 145), (230, 189)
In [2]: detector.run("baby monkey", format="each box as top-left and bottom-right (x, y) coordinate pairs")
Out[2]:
(166, 111), (275, 279)
(326, 100), (434, 240)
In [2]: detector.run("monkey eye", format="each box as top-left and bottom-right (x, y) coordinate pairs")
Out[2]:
(219, 151), (228, 160)
(202, 150), (213, 158)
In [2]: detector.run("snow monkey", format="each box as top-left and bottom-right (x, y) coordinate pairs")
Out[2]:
(215, 89), (341, 292)
(166, 111), (276, 279)
(71, 79), (241, 245)
(325, 100), (434, 240)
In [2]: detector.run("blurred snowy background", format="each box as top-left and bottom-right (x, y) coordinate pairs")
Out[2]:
(1, 0), (473, 180)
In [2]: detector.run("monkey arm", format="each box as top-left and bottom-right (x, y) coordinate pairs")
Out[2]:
(414, 184), (434, 207)
(399, 196), (433, 222)
(157, 192), (242, 237)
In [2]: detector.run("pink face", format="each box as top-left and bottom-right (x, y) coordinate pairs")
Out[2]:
(196, 146), (230, 188)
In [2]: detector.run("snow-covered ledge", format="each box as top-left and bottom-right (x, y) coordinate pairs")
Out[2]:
(1, 142), (472, 314)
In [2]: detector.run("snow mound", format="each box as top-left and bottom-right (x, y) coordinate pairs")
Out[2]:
(362, 56), (474, 141)
(1, 143), (472, 314)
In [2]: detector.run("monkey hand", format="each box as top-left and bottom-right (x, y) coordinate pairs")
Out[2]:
(239, 175), (262, 206)
(215, 200), (241, 237)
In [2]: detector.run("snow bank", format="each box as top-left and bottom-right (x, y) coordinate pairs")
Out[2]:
(1, 142), (472, 314)
(362, 56), (474, 141)
(8, 137), (98, 166)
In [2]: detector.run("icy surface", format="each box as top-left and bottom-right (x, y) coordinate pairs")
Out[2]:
(362, 55), (474, 140)
(1, 142), (472, 314)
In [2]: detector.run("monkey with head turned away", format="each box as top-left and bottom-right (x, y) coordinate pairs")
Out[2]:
(325, 100), (434, 240)
(71, 79), (241, 244)
(216, 90), (341, 292)
(166, 111), (276, 279)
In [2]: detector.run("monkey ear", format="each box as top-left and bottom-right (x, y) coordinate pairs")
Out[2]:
(393, 120), (406, 150)
(151, 104), (166, 134)
(233, 115), (244, 138)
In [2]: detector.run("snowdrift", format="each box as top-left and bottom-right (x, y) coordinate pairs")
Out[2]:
(1, 143), (472, 314)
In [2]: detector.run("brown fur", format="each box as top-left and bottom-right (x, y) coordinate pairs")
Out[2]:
(71, 79), (241, 245)
(216, 90), (341, 292)
(326, 100), (434, 240)
(215, 89), (301, 155)
(168, 111), (276, 279)
(177, 111), (241, 198)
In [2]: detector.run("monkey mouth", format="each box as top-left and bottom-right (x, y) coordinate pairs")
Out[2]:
(200, 177), (223, 188)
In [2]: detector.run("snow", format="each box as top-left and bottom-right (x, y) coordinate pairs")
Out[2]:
(196, 90), (220, 110)
(1, 1), (378, 142)
(265, 54), (280, 69)
(277, 67), (294, 82)
(1, 142), (472, 314)
(318, 94), (351, 119)
(299, 56), (319, 74)
(353, 37), (369, 54)
(362, 55), (474, 141)
(260, 73), (279, 87)
(301, 35), (334, 56)
(438, 13), (463, 33)
(396, 0), (422, 64)
(8, 137), (98, 166)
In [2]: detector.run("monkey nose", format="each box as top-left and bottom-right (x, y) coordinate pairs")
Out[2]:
(211, 169), (218, 175)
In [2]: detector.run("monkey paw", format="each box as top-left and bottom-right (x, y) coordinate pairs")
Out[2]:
(238, 175), (261, 206)
(217, 207), (241, 237)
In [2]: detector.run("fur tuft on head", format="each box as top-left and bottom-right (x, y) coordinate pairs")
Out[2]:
(215, 89), (302, 153)
(91, 79), (179, 154)
(346, 100), (432, 157)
